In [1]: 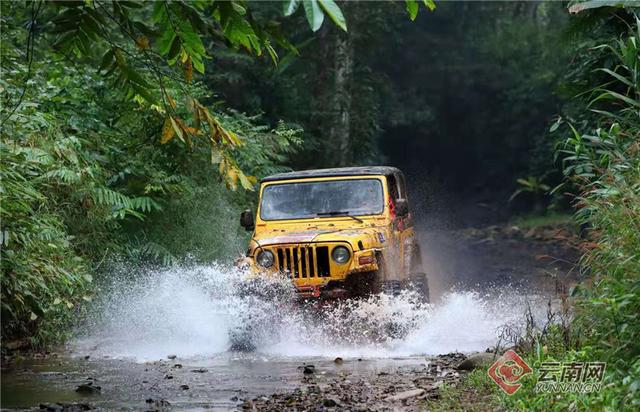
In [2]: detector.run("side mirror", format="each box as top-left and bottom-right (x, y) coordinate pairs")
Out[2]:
(240, 210), (255, 231)
(395, 199), (409, 217)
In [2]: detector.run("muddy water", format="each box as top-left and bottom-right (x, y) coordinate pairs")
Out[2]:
(1, 261), (559, 410)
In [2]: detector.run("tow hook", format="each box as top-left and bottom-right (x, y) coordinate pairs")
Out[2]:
(297, 285), (321, 298)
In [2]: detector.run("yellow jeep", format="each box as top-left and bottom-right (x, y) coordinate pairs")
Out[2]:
(239, 166), (428, 301)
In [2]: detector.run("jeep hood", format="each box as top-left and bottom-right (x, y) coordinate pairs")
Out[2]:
(252, 224), (386, 249)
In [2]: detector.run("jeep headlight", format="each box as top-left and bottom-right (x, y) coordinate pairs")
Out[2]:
(331, 246), (350, 264)
(256, 250), (275, 268)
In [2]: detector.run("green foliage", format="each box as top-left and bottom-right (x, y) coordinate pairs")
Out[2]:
(1, 142), (92, 346)
(138, 113), (302, 264)
(497, 9), (640, 410)
(1, 0), (347, 191)
(565, 19), (640, 406)
(0, 4), (302, 345)
(0, 51), (165, 343)
(448, 8), (638, 411)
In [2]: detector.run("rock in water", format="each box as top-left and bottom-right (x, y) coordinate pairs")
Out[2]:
(323, 397), (341, 407)
(333, 357), (343, 365)
(456, 352), (498, 371)
(39, 404), (63, 411)
(75, 383), (101, 395)
(40, 402), (93, 411)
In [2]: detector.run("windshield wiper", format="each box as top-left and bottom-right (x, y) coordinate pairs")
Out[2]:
(316, 211), (364, 223)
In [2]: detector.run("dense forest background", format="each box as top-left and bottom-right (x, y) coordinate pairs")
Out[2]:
(209, 1), (574, 214)
(1, 1), (638, 409)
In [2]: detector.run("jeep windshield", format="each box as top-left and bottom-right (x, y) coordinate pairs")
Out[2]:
(260, 178), (384, 220)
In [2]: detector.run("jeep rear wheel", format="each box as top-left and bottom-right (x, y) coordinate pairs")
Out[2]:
(407, 273), (430, 303)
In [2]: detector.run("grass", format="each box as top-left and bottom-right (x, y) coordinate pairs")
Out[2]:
(423, 369), (503, 411)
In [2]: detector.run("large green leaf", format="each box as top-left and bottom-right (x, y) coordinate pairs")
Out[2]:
(568, 1), (636, 14)
(591, 89), (640, 108)
(597, 68), (634, 87)
(422, 0), (436, 11)
(406, 0), (419, 21)
(303, 0), (324, 32)
(318, 0), (346, 32)
(283, 0), (301, 16)
(176, 17), (206, 57)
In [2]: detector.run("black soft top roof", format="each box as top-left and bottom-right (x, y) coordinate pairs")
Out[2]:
(261, 166), (401, 183)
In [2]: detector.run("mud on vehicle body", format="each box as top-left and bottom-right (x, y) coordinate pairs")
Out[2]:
(237, 166), (429, 301)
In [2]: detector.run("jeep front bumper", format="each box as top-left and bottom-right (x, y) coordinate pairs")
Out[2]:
(242, 242), (380, 295)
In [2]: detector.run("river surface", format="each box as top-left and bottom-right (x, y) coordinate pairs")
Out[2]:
(2, 352), (434, 410)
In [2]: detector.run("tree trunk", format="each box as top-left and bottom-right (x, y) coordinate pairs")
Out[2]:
(330, 29), (353, 166)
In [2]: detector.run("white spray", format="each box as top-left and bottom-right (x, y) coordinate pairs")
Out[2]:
(73, 263), (549, 361)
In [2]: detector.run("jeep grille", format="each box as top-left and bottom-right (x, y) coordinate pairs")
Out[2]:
(274, 245), (330, 278)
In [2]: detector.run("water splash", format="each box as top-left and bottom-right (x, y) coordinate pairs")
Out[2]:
(72, 263), (550, 361)
(399, 290), (540, 355)
(74, 264), (238, 360)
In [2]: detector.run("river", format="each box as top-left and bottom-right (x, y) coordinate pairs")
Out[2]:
(1, 225), (575, 410)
